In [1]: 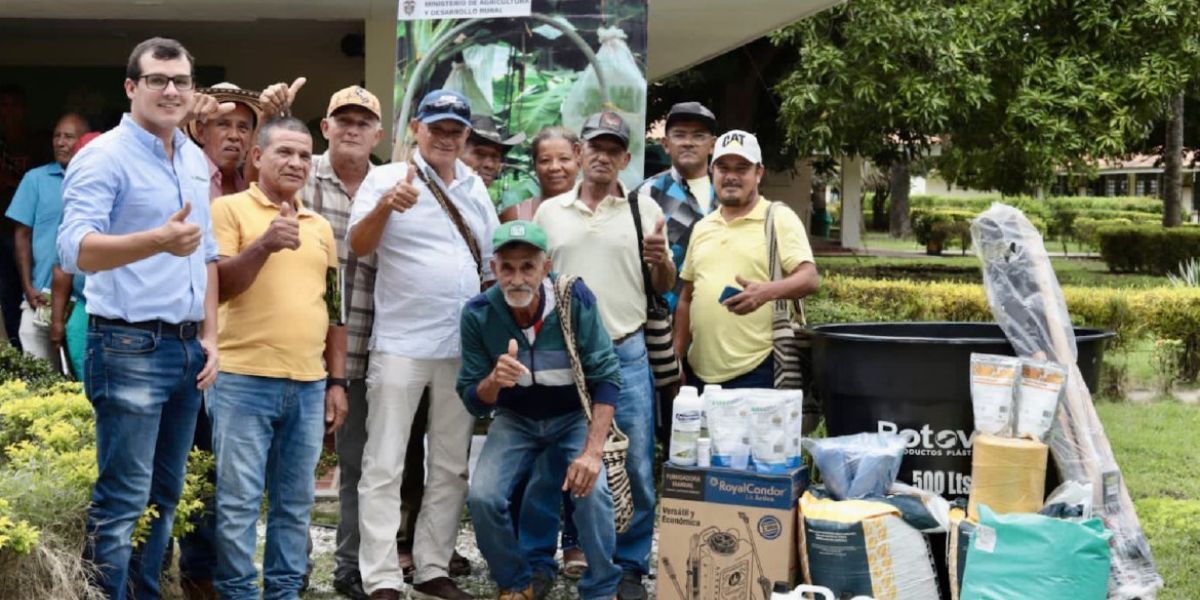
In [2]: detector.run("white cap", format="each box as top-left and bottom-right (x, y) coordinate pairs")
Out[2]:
(711, 130), (762, 166)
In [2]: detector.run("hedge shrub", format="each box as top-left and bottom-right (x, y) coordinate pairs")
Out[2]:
(910, 196), (1163, 246)
(1097, 226), (1200, 274)
(812, 276), (1200, 378)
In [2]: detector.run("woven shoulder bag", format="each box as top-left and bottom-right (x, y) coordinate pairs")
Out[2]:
(552, 275), (634, 534)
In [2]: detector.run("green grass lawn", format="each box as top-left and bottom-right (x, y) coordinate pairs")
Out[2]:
(1098, 400), (1200, 600)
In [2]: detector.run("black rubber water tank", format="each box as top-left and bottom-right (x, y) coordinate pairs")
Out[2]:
(811, 321), (1114, 501)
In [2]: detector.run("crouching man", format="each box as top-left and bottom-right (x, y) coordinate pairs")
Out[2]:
(459, 221), (623, 600)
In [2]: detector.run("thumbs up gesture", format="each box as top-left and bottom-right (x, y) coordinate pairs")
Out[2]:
(491, 338), (530, 389)
(188, 94), (237, 124)
(157, 202), (203, 257)
(259, 201), (302, 253)
(642, 216), (670, 266)
(259, 76), (307, 118)
(385, 165), (421, 214)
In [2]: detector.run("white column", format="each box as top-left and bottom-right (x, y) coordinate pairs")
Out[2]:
(365, 0), (399, 160)
(840, 154), (864, 250)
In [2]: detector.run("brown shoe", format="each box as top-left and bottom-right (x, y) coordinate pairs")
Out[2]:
(412, 576), (476, 600)
(497, 586), (534, 600)
(448, 549), (472, 577)
(180, 578), (218, 600)
(369, 589), (401, 600)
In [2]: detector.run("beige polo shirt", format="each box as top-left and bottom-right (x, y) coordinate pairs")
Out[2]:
(534, 182), (664, 340)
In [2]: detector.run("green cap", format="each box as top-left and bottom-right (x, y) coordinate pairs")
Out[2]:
(492, 220), (548, 253)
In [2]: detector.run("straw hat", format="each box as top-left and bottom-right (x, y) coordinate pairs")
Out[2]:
(186, 82), (264, 145)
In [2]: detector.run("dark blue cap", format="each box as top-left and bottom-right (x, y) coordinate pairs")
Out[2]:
(415, 90), (471, 127)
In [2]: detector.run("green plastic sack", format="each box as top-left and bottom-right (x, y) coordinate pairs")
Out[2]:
(960, 505), (1112, 600)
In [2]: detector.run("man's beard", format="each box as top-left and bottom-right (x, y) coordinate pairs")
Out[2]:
(503, 284), (536, 309)
(718, 188), (750, 207)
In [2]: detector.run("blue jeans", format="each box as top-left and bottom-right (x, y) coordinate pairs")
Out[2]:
(209, 372), (325, 600)
(82, 323), (205, 600)
(177, 394), (217, 582)
(525, 331), (657, 576)
(469, 409), (621, 600)
(516, 463), (579, 576)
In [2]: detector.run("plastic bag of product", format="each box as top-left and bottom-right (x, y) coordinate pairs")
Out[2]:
(783, 390), (805, 468)
(947, 505), (977, 600)
(1015, 358), (1067, 441)
(972, 203), (1161, 598)
(969, 353), (1020, 436)
(704, 389), (750, 468)
(960, 505), (1112, 600)
(560, 25), (647, 189)
(1040, 481), (1094, 520)
(804, 433), (905, 500)
(799, 483), (947, 600)
(747, 391), (790, 474)
(442, 61), (492, 117)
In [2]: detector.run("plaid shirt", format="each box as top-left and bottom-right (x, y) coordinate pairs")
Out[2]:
(303, 152), (376, 379)
(635, 166), (710, 311)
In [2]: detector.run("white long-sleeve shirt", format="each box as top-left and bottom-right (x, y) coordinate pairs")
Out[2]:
(348, 151), (498, 360)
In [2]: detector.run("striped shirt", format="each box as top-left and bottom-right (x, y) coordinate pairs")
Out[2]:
(303, 152), (376, 379)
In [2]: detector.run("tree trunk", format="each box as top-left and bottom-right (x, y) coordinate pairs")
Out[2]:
(889, 160), (912, 237)
(1164, 91), (1185, 227)
(871, 186), (890, 231)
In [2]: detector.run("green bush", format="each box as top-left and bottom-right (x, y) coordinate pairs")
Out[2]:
(812, 276), (1200, 378)
(911, 208), (976, 250)
(0, 378), (213, 597)
(911, 195), (1163, 245)
(0, 345), (68, 392)
(1097, 225), (1200, 275)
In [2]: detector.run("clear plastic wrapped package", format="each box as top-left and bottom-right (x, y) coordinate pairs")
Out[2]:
(803, 433), (905, 500)
(972, 203), (1162, 599)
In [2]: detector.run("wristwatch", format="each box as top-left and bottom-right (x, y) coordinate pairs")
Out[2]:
(326, 377), (350, 391)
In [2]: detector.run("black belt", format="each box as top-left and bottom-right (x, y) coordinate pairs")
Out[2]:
(90, 316), (200, 339)
(613, 328), (643, 346)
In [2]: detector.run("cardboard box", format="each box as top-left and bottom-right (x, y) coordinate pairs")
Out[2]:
(657, 465), (808, 600)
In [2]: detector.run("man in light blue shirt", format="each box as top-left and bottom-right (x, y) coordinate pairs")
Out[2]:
(57, 37), (221, 600)
(6, 112), (89, 368)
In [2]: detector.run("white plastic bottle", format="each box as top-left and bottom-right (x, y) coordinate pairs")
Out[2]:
(668, 386), (702, 466)
(700, 384), (722, 438)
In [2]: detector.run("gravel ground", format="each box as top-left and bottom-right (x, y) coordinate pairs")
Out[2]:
(297, 504), (659, 599)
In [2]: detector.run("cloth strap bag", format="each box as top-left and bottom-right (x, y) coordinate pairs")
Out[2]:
(552, 274), (634, 534)
(628, 191), (681, 388)
(765, 201), (820, 432)
(411, 162), (483, 288)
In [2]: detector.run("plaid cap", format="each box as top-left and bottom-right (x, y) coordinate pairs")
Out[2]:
(581, 110), (630, 148)
(415, 90), (471, 127)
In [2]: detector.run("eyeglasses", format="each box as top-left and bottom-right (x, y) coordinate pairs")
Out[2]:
(667, 131), (713, 143)
(138, 74), (194, 91)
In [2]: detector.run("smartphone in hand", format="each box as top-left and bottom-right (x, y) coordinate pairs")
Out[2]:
(719, 285), (742, 304)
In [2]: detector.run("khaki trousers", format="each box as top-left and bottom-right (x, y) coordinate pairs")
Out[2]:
(357, 352), (472, 593)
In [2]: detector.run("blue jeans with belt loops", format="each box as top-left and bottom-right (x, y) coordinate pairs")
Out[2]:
(82, 323), (205, 600)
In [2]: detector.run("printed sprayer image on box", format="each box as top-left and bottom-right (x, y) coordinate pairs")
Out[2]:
(660, 511), (777, 600)
(657, 465), (807, 600)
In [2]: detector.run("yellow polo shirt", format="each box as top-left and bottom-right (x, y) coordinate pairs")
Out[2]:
(534, 183), (664, 340)
(211, 183), (338, 382)
(680, 198), (815, 383)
